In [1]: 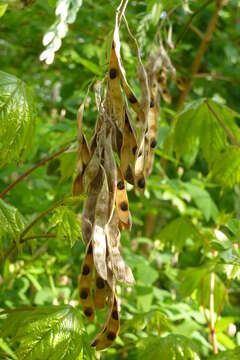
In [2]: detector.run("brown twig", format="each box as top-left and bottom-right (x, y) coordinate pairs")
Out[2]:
(177, 0), (224, 110)
(206, 100), (240, 148)
(0, 145), (70, 199)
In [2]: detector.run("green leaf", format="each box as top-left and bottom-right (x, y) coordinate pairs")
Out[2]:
(0, 4), (8, 17)
(0, 71), (35, 166)
(0, 199), (26, 249)
(0, 337), (17, 360)
(70, 51), (102, 76)
(136, 334), (200, 360)
(166, 98), (240, 169)
(183, 183), (218, 222)
(49, 206), (81, 247)
(59, 151), (77, 182)
(158, 217), (202, 250)
(0, 305), (93, 360)
(219, 248), (240, 266)
(211, 147), (240, 187)
(179, 267), (208, 298)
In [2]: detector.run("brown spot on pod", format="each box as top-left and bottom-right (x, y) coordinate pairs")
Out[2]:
(82, 264), (90, 275)
(120, 202), (128, 211)
(96, 277), (105, 289)
(112, 310), (119, 320)
(109, 68), (117, 79)
(138, 178), (145, 189)
(151, 140), (157, 148)
(80, 289), (89, 299)
(107, 332), (116, 341)
(117, 180), (125, 190)
(84, 307), (93, 317)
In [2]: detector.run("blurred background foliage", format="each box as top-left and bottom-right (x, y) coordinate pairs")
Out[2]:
(0, 0), (240, 359)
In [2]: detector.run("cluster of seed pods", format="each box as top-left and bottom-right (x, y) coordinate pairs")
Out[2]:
(73, 1), (165, 351)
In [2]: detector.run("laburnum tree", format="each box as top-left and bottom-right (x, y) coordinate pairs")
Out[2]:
(0, 0), (240, 359)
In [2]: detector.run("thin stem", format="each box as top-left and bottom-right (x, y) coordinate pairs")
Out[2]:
(209, 271), (218, 354)
(177, 0), (224, 109)
(21, 234), (57, 242)
(201, 277), (209, 324)
(206, 99), (240, 148)
(0, 145), (70, 199)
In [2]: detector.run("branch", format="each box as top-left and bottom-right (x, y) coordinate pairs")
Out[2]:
(177, 0), (224, 110)
(206, 99), (240, 148)
(0, 145), (70, 199)
(176, 0), (214, 45)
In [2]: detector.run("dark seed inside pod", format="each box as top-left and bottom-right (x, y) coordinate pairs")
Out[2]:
(150, 99), (154, 108)
(87, 243), (93, 254)
(112, 310), (119, 320)
(117, 180), (125, 190)
(96, 277), (105, 289)
(82, 264), (90, 275)
(138, 178), (145, 189)
(91, 340), (98, 347)
(163, 89), (167, 94)
(84, 307), (93, 317)
(109, 68), (117, 79)
(132, 146), (137, 155)
(129, 94), (137, 104)
(107, 332), (116, 341)
(80, 289), (89, 299)
(120, 201), (128, 211)
(138, 151), (142, 157)
(151, 140), (157, 148)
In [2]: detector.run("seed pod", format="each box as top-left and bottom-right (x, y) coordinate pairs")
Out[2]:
(108, 43), (124, 130)
(79, 241), (95, 322)
(120, 110), (137, 179)
(91, 293), (120, 351)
